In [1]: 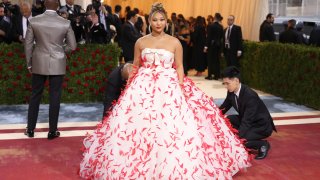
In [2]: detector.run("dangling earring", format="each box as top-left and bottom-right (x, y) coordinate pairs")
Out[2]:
(148, 25), (152, 33)
(165, 23), (168, 32)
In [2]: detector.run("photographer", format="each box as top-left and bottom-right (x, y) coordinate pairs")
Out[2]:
(92, 0), (112, 43)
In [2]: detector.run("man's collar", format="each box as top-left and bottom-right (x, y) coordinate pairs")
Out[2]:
(235, 83), (241, 97)
(128, 20), (134, 26)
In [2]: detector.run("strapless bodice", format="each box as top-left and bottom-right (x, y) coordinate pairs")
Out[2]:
(141, 48), (174, 69)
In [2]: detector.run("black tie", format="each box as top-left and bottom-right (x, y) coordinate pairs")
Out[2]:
(234, 94), (239, 110)
(27, 18), (29, 26)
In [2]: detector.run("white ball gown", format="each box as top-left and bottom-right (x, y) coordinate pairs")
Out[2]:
(79, 48), (251, 179)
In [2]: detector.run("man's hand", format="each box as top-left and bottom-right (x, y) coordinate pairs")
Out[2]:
(203, 46), (208, 53)
(19, 35), (25, 43)
(237, 50), (242, 57)
(0, 29), (6, 36)
(28, 67), (32, 74)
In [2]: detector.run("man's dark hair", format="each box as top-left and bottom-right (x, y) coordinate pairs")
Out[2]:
(222, 66), (241, 80)
(115, 5), (121, 13)
(214, 13), (223, 21)
(266, 13), (273, 19)
(288, 19), (296, 27)
(125, 6), (131, 13)
(133, 7), (139, 14)
(126, 10), (136, 20)
(105, 5), (112, 14)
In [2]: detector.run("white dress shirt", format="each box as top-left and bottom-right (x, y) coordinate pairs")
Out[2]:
(22, 16), (32, 38)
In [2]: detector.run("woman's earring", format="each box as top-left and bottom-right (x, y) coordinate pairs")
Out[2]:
(148, 25), (152, 33)
(165, 24), (169, 32)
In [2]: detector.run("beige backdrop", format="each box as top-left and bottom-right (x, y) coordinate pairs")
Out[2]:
(103, 0), (269, 41)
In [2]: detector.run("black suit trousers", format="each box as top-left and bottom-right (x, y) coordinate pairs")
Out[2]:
(27, 74), (64, 132)
(227, 115), (268, 150)
(225, 49), (240, 67)
(207, 47), (220, 78)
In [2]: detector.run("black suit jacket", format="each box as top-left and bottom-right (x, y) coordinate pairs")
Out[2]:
(103, 65), (126, 116)
(0, 17), (13, 43)
(309, 27), (320, 46)
(89, 23), (108, 44)
(259, 20), (276, 42)
(223, 25), (243, 54)
(120, 22), (142, 60)
(220, 84), (276, 140)
(279, 28), (302, 44)
(113, 14), (122, 42)
(206, 21), (223, 48)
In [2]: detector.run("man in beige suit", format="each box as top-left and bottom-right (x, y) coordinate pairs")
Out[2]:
(24, 0), (76, 140)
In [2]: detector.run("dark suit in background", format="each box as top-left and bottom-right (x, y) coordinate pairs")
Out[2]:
(279, 27), (301, 44)
(309, 27), (320, 46)
(191, 24), (207, 73)
(206, 21), (223, 79)
(89, 23), (108, 44)
(223, 25), (243, 67)
(113, 13), (122, 42)
(120, 21), (142, 62)
(220, 84), (277, 150)
(259, 20), (276, 42)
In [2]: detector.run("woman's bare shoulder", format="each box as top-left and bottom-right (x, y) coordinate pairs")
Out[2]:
(165, 35), (182, 51)
(136, 35), (153, 47)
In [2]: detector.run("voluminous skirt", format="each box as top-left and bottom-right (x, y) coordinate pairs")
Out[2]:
(79, 64), (250, 179)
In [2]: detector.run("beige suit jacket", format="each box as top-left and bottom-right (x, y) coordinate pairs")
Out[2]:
(24, 10), (76, 75)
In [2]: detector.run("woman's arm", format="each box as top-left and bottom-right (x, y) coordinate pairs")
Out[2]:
(174, 39), (184, 85)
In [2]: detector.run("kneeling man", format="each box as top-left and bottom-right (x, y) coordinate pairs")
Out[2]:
(219, 66), (277, 159)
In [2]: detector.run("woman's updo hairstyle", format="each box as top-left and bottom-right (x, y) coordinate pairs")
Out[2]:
(149, 2), (167, 19)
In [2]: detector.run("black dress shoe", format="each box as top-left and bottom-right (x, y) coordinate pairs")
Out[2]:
(205, 76), (213, 80)
(24, 129), (34, 138)
(255, 141), (270, 160)
(47, 131), (60, 140)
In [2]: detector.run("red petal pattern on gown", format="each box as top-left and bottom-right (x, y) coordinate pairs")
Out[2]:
(80, 48), (251, 179)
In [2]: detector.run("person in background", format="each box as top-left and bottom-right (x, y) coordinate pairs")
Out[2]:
(279, 19), (301, 44)
(113, 4), (122, 42)
(120, 10), (141, 62)
(309, 24), (320, 47)
(191, 16), (206, 77)
(295, 22), (307, 45)
(259, 13), (276, 42)
(177, 25), (190, 75)
(223, 15), (243, 68)
(204, 13), (224, 80)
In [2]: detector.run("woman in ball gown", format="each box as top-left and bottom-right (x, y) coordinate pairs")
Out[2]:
(79, 3), (251, 179)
